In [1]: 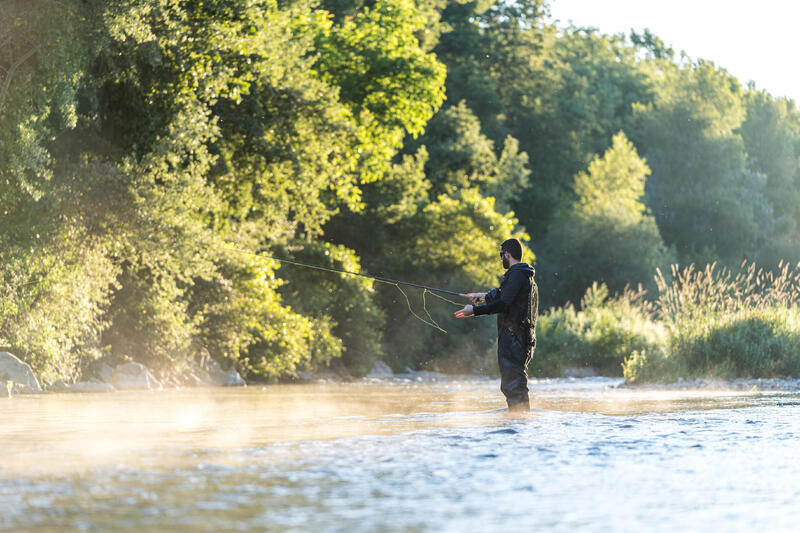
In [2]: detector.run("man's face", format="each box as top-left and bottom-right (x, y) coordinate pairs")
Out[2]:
(500, 250), (510, 269)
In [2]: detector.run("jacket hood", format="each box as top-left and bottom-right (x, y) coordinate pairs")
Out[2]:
(508, 262), (535, 276)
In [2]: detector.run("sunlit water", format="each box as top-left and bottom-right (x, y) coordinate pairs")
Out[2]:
(2, 377), (800, 532)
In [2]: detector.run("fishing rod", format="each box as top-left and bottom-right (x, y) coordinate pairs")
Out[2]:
(263, 255), (465, 298)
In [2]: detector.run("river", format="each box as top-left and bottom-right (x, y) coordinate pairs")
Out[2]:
(2, 376), (800, 532)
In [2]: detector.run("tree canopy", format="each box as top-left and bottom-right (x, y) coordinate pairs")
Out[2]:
(3, 0), (800, 382)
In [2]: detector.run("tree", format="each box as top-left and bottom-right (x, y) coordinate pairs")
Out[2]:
(539, 132), (674, 306)
(0, 0), (449, 381)
(739, 89), (800, 264)
(630, 59), (769, 264)
(408, 101), (530, 209)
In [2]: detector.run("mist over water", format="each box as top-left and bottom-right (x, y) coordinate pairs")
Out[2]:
(2, 378), (800, 532)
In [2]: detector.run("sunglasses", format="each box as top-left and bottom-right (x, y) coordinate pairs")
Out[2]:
(499, 251), (506, 258)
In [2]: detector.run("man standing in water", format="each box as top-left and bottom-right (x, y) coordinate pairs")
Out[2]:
(454, 238), (538, 411)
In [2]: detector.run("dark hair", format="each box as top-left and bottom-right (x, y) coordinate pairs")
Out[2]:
(501, 238), (523, 261)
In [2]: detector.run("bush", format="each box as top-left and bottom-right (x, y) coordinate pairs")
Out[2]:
(622, 350), (685, 383)
(0, 240), (118, 384)
(624, 261), (800, 382)
(275, 242), (384, 377)
(670, 306), (800, 378)
(532, 283), (666, 377)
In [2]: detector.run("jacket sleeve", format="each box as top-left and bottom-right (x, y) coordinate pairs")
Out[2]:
(473, 271), (526, 316)
(484, 288), (500, 303)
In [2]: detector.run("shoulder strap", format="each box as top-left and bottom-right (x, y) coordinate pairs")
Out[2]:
(523, 273), (537, 348)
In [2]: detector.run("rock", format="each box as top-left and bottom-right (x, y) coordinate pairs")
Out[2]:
(180, 365), (215, 387)
(563, 366), (597, 378)
(312, 360), (354, 382)
(91, 362), (115, 383)
(367, 360), (394, 378)
(48, 379), (71, 393)
(202, 357), (245, 387)
(0, 352), (42, 394)
(110, 362), (163, 390)
(294, 371), (315, 383)
(68, 381), (116, 393)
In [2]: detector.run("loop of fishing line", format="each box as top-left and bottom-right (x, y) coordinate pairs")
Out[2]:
(424, 290), (463, 307)
(393, 284), (448, 333)
(257, 253), (465, 333)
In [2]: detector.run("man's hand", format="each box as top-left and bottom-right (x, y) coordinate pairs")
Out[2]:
(454, 305), (474, 318)
(460, 292), (486, 304)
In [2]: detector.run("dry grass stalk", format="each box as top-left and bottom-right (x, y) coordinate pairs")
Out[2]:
(654, 260), (800, 323)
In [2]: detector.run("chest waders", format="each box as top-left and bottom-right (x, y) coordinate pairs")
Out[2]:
(496, 271), (538, 411)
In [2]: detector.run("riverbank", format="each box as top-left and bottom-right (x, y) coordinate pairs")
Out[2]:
(0, 350), (246, 396)
(6, 347), (800, 399)
(621, 376), (800, 392)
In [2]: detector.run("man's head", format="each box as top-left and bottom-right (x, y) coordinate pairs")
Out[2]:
(500, 238), (522, 269)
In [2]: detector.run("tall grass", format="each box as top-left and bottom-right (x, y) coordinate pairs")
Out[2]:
(622, 261), (800, 382)
(536, 261), (800, 382)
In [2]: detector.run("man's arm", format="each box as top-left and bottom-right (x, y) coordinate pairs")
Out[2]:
(484, 288), (500, 304)
(455, 288), (495, 318)
(473, 271), (525, 316)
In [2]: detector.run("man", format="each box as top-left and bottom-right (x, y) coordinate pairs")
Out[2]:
(454, 238), (538, 411)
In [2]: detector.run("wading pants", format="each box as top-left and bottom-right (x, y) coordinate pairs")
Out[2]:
(497, 329), (532, 411)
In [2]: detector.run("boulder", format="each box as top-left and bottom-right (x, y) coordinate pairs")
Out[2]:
(294, 371), (315, 383)
(563, 366), (597, 378)
(179, 363), (215, 387)
(90, 361), (114, 383)
(48, 379), (71, 393)
(202, 357), (245, 387)
(68, 380), (116, 393)
(367, 360), (394, 378)
(0, 352), (42, 394)
(110, 362), (163, 390)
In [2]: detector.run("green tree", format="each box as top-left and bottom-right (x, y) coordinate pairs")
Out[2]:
(0, 0), (448, 382)
(739, 89), (800, 264)
(630, 59), (769, 264)
(314, 0), (446, 185)
(408, 101), (530, 209)
(540, 132), (674, 305)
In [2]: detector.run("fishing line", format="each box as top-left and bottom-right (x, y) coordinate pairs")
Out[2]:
(393, 284), (448, 333)
(424, 289), (464, 307)
(263, 254), (464, 333)
(262, 255), (465, 297)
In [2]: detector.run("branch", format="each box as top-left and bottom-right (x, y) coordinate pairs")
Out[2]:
(0, 44), (37, 110)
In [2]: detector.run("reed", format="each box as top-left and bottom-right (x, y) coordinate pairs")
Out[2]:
(622, 260), (800, 382)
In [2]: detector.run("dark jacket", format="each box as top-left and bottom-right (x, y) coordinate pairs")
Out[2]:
(474, 262), (538, 347)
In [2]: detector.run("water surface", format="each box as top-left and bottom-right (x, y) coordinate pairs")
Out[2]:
(2, 377), (799, 532)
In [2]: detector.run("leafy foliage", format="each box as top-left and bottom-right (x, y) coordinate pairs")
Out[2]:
(539, 132), (674, 306)
(5, 0), (800, 386)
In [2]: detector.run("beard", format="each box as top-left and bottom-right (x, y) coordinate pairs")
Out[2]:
(502, 257), (510, 269)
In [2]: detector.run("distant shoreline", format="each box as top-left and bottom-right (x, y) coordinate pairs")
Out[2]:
(621, 376), (800, 392)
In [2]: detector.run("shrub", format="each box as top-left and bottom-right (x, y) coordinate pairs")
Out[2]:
(669, 306), (800, 378)
(624, 261), (800, 382)
(532, 283), (666, 377)
(622, 350), (685, 383)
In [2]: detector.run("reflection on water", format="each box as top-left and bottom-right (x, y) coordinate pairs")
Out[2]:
(2, 377), (800, 532)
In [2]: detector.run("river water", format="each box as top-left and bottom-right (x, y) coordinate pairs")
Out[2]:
(2, 376), (800, 532)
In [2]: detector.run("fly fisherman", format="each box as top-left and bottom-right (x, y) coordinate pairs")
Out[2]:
(454, 238), (538, 411)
